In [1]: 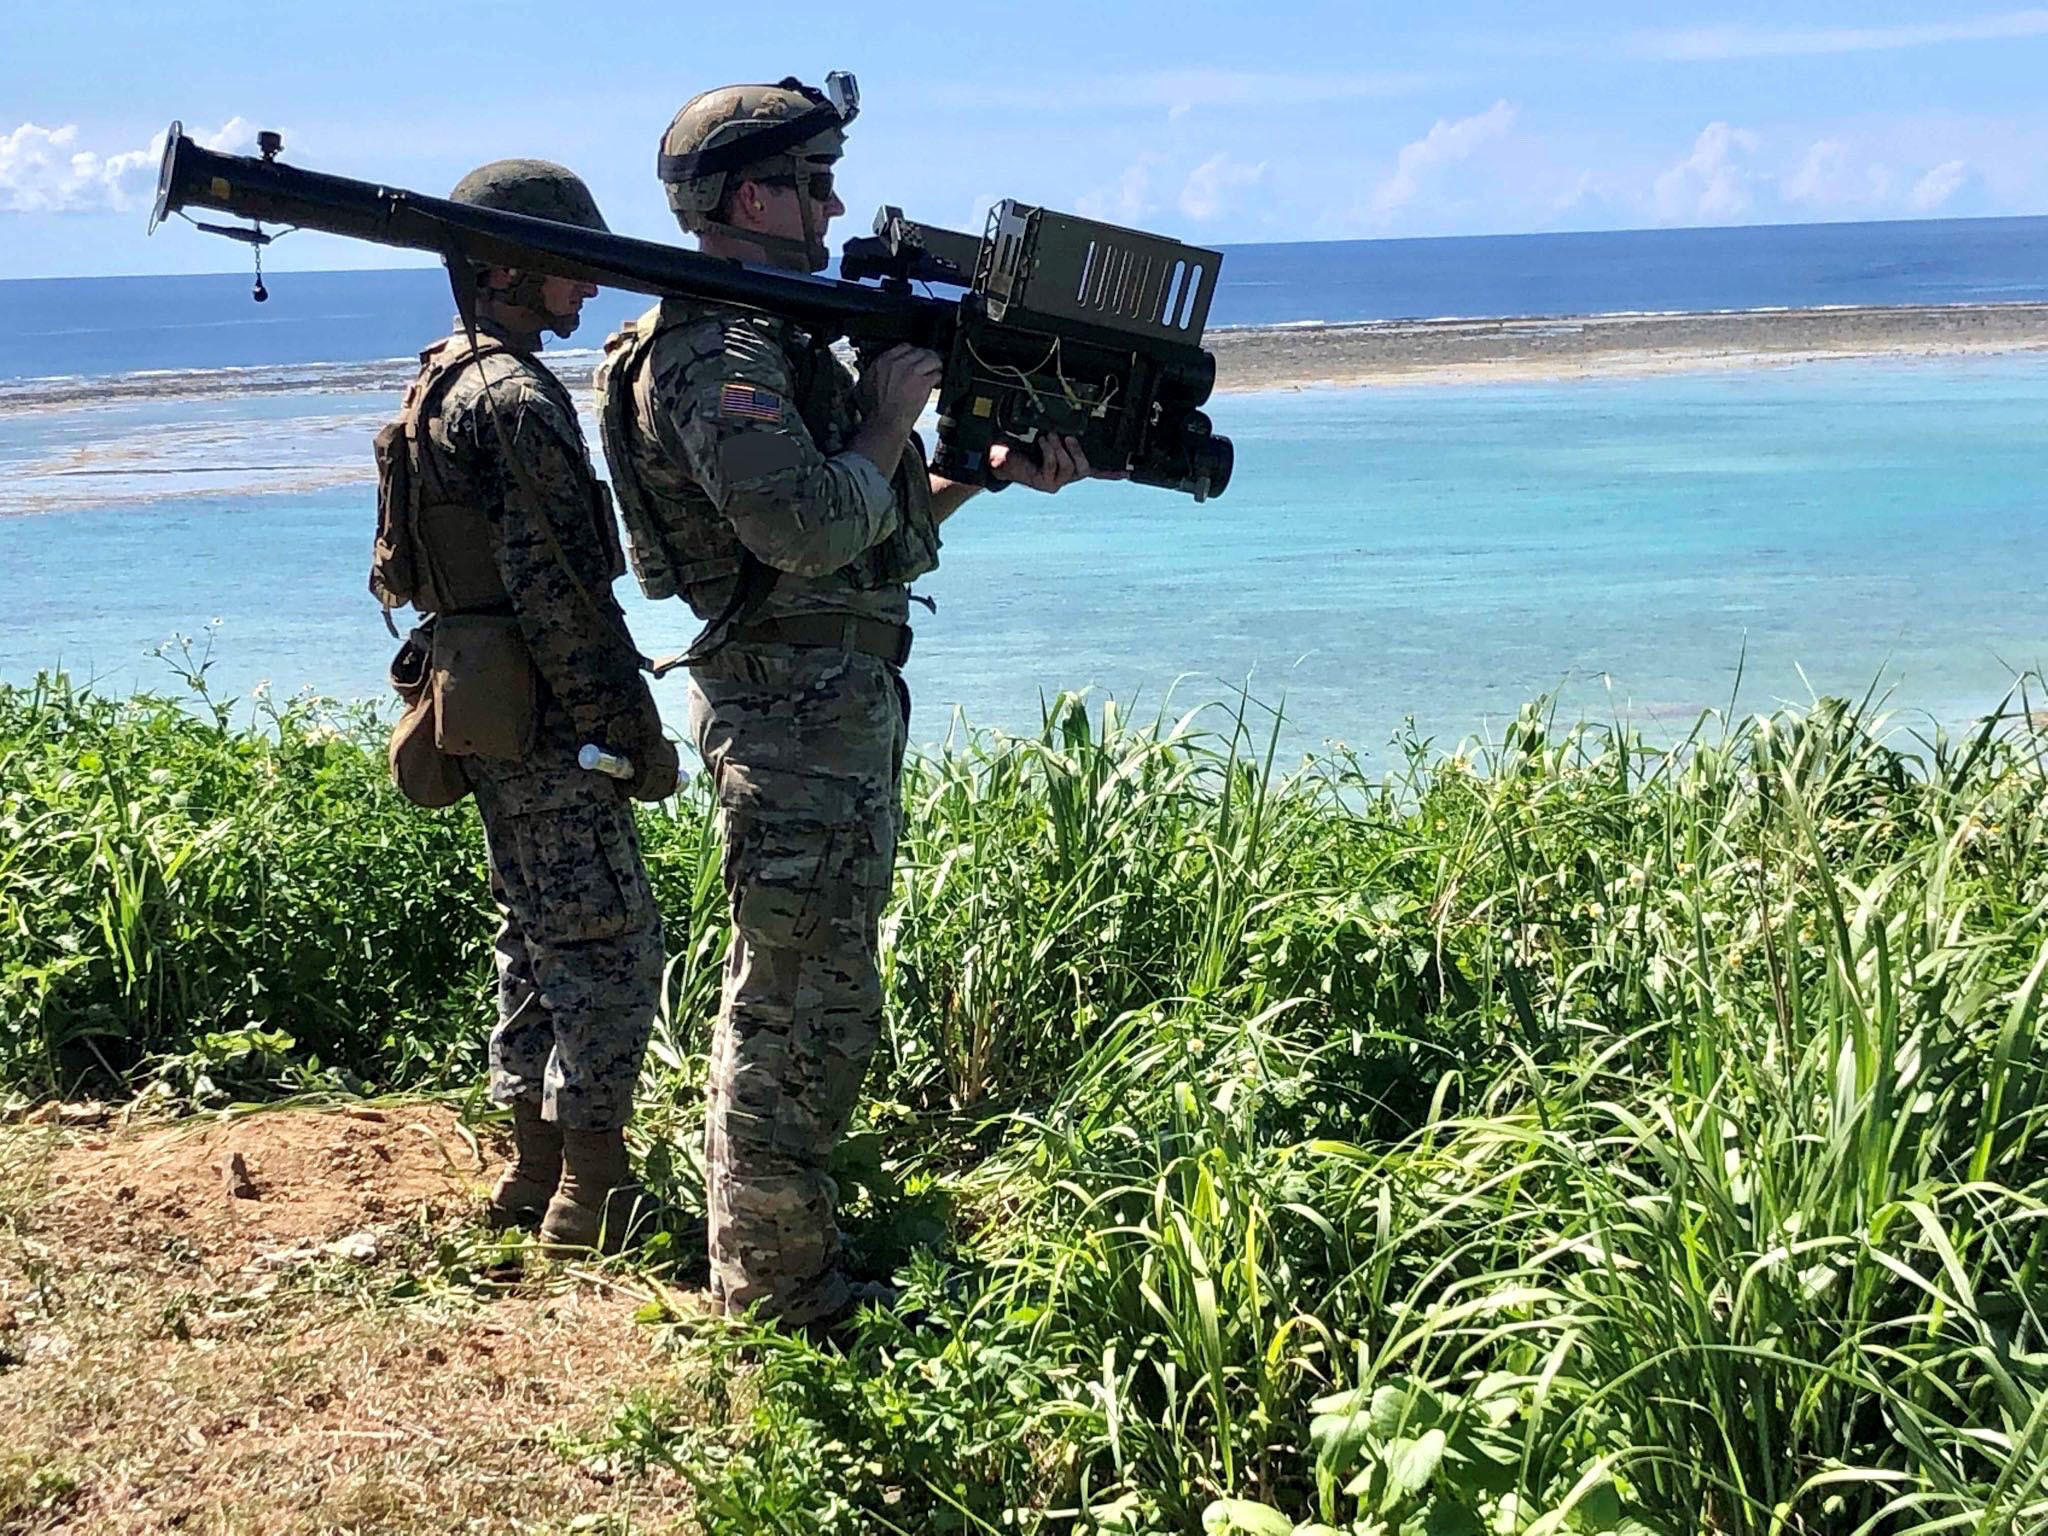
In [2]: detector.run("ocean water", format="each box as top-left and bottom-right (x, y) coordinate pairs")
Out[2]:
(7, 214), (2048, 382)
(6, 215), (2048, 761)
(5, 351), (2046, 764)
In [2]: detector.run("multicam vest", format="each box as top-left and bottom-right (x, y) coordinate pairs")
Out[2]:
(594, 298), (934, 619)
(372, 333), (622, 618)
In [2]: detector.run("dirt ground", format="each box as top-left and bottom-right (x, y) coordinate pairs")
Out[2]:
(0, 1102), (702, 1535)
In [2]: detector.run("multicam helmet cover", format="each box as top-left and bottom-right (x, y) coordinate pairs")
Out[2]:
(657, 72), (857, 271)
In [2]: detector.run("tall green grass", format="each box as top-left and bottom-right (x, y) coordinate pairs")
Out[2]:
(5, 666), (2045, 1533)
(0, 667), (722, 1100)
(626, 692), (2048, 1536)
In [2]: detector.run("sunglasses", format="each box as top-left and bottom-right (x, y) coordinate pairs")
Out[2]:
(759, 171), (836, 203)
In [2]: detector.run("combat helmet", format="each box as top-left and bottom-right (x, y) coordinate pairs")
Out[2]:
(657, 71), (858, 272)
(448, 159), (610, 336)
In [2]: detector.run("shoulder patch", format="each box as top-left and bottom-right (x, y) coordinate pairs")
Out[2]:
(719, 381), (785, 423)
(716, 430), (804, 484)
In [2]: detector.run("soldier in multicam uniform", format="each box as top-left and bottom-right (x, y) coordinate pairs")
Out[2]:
(593, 75), (1106, 1328)
(380, 161), (678, 1251)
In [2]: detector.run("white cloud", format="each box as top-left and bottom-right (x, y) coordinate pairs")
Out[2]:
(1909, 159), (1971, 212)
(1784, 139), (1892, 209)
(1636, 10), (2048, 61)
(1652, 122), (1762, 223)
(1553, 170), (1606, 217)
(1077, 152), (1167, 224)
(1, 118), (257, 215)
(1371, 100), (1516, 216)
(1178, 153), (1266, 221)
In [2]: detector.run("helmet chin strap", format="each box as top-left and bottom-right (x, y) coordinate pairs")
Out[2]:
(795, 186), (826, 273)
(476, 267), (582, 342)
(703, 173), (831, 272)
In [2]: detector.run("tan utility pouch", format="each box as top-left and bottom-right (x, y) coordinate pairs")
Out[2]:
(430, 614), (539, 760)
(368, 417), (419, 612)
(387, 629), (468, 808)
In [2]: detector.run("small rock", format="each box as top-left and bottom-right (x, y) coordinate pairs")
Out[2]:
(115, 1184), (137, 1202)
(220, 1151), (260, 1201)
(323, 1231), (380, 1263)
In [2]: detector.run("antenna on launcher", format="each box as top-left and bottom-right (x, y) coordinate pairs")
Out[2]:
(246, 133), (282, 301)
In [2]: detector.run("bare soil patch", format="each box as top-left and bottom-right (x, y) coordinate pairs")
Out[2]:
(0, 1103), (702, 1535)
(45, 1102), (482, 1271)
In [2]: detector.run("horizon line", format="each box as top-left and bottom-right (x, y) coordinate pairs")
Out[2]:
(8, 206), (2047, 285)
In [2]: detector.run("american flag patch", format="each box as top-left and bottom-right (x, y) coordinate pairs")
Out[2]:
(719, 381), (784, 423)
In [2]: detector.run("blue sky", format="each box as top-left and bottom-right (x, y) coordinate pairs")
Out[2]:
(5, 1), (2048, 277)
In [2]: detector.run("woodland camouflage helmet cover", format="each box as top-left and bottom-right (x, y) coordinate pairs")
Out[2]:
(449, 159), (611, 232)
(448, 159), (610, 335)
(657, 72), (856, 271)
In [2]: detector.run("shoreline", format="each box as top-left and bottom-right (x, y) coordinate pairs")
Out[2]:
(4, 301), (2048, 413)
(1206, 301), (2048, 392)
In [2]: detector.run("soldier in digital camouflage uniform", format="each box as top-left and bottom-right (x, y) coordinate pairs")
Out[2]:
(387, 161), (679, 1251)
(593, 76), (1101, 1327)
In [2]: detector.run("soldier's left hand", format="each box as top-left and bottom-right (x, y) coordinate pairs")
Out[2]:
(628, 736), (682, 803)
(989, 434), (1127, 493)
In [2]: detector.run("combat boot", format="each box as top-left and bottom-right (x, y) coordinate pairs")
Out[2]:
(538, 1127), (642, 1253)
(802, 1278), (907, 1348)
(486, 1099), (562, 1230)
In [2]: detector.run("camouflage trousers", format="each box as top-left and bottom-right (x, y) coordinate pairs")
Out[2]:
(471, 741), (665, 1133)
(688, 642), (907, 1326)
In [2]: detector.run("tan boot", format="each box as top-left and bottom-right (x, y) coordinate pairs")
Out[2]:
(538, 1128), (642, 1253)
(486, 1100), (561, 1231)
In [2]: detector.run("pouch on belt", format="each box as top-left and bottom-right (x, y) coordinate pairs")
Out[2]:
(386, 625), (468, 808)
(430, 613), (539, 760)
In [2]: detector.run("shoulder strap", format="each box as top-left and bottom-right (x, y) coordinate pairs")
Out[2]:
(444, 293), (652, 675)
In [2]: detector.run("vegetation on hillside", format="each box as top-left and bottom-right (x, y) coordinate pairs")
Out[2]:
(4, 665), (2043, 1534)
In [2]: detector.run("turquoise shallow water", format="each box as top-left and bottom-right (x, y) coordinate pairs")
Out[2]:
(5, 354), (2046, 765)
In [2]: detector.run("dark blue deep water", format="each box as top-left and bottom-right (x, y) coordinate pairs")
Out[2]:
(5, 214), (2048, 380)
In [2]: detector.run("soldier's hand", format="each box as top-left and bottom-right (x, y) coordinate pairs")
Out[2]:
(990, 434), (1126, 493)
(627, 735), (682, 803)
(864, 344), (944, 431)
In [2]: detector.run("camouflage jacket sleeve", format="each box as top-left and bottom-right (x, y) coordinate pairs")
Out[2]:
(647, 314), (898, 578)
(451, 364), (661, 755)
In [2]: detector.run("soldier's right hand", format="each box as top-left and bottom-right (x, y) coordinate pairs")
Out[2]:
(627, 735), (682, 803)
(863, 344), (944, 431)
